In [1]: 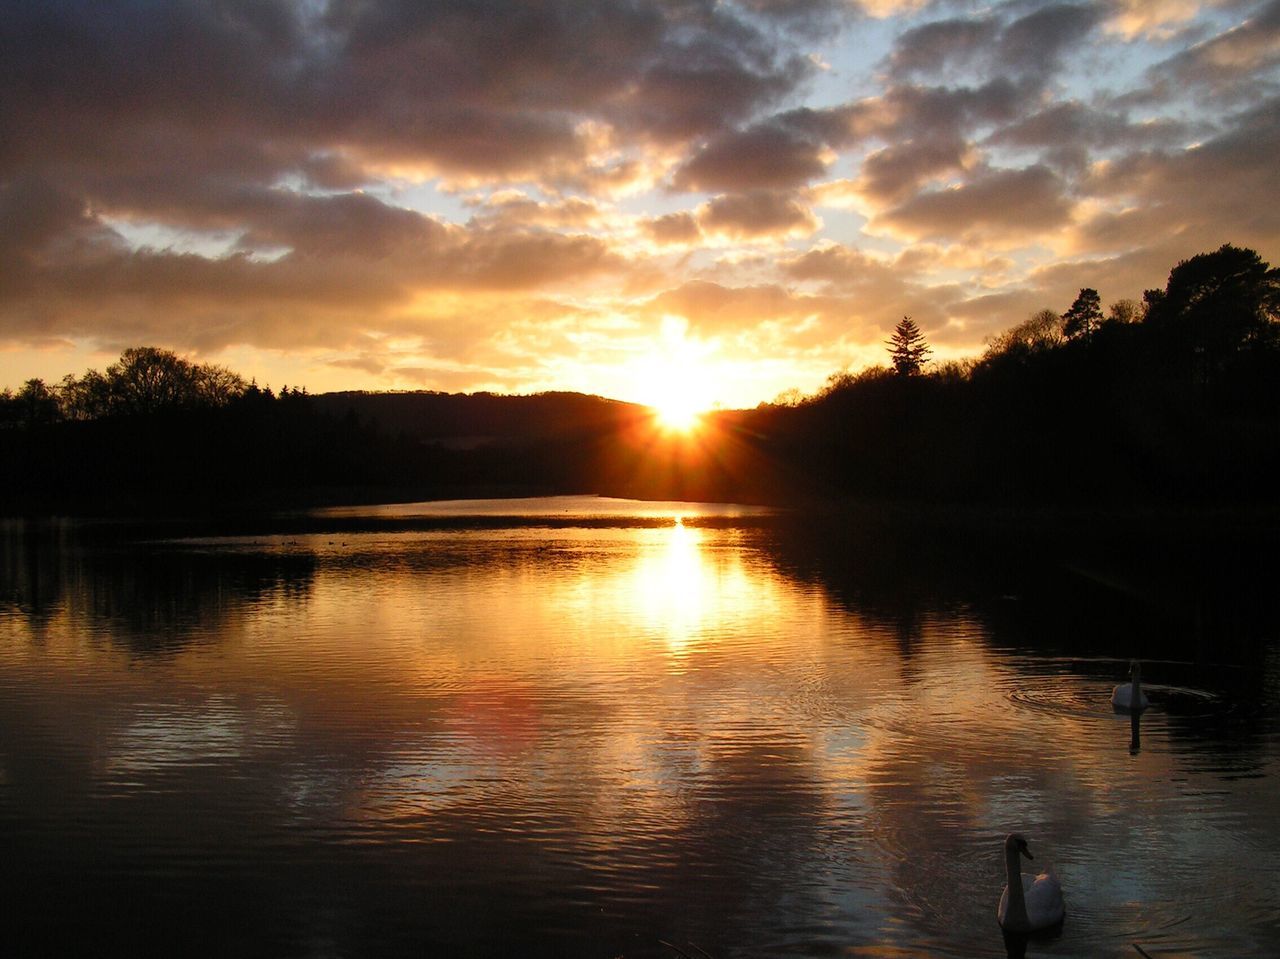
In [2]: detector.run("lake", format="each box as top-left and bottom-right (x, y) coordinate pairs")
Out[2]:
(2, 496), (1278, 958)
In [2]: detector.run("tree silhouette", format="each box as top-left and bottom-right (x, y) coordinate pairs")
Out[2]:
(984, 308), (1063, 357)
(1063, 288), (1103, 340)
(1106, 298), (1143, 325)
(5, 246), (1280, 512)
(1147, 244), (1279, 349)
(9, 379), (62, 428)
(52, 347), (249, 419)
(887, 316), (931, 376)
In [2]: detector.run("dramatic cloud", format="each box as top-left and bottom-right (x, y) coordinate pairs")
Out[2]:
(876, 165), (1075, 244)
(642, 212), (704, 246)
(854, 137), (976, 204)
(1104, 0), (1214, 40)
(888, 17), (1001, 78)
(698, 191), (821, 239)
(988, 102), (1192, 152)
(1, 0), (1278, 406)
(996, 3), (1103, 79)
(1074, 96), (1280, 254)
(1148, 0), (1280, 101)
(673, 122), (834, 192)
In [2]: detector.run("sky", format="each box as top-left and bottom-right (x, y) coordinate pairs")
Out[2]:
(3, 0), (1279, 410)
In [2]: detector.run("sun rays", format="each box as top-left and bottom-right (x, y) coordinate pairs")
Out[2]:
(633, 316), (719, 434)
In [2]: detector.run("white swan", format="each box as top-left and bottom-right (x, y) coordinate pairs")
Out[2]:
(998, 833), (1065, 933)
(1111, 660), (1150, 711)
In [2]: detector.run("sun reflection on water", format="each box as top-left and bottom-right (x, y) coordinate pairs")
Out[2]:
(4, 515), (1280, 958)
(626, 516), (774, 666)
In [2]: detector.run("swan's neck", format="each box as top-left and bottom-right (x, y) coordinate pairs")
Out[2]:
(1004, 846), (1028, 928)
(1130, 669), (1142, 703)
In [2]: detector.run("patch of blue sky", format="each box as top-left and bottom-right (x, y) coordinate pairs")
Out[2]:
(273, 171), (319, 195)
(369, 178), (476, 225)
(803, 16), (901, 109)
(617, 186), (698, 219)
(1055, 31), (1168, 106)
(105, 219), (289, 263)
(815, 207), (875, 248)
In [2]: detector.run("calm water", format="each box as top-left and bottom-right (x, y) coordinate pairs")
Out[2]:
(2, 497), (1278, 958)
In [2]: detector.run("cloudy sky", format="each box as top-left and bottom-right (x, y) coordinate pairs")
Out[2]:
(3, 0), (1279, 408)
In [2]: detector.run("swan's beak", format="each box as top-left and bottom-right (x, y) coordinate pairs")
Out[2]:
(1020, 845), (1034, 860)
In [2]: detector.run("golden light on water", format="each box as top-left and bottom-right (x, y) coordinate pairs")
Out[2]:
(9, 511), (1276, 958)
(632, 518), (708, 655)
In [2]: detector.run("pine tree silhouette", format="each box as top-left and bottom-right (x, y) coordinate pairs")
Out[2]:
(886, 316), (931, 376)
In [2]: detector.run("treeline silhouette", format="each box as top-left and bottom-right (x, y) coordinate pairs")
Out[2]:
(2, 244), (1277, 513)
(766, 243), (1280, 504)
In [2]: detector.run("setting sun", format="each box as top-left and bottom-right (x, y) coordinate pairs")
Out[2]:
(636, 317), (717, 433)
(652, 390), (707, 433)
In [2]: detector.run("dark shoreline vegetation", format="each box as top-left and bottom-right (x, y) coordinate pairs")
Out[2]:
(3, 244), (1279, 520)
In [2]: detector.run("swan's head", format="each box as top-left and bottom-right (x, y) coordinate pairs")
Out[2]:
(1130, 660), (1142, 679)
(1005, 833), (1033, 860)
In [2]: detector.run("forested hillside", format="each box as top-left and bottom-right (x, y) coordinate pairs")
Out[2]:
(4, 245), (1277, 514)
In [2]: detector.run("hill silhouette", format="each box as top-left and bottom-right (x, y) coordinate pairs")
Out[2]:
(3, 244), (1277, 515)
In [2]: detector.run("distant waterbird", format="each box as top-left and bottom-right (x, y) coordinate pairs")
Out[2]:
(1112, 660), (1150, 712)
(998, 833), (1065, 933)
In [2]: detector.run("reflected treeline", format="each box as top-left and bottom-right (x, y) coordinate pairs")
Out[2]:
(756, 508), (1279, 746)
(759, 507), (1278, 657)
(1, 520), (316, 655)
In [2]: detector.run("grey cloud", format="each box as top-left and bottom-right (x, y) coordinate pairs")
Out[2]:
(988, 101), (1192, 152)
(446, 230), (623, 290)
(673, 123), (832, 192)
(467, 195), (609, 231)
(0, 178), (122, 266)
(878, 164), (1074, 241)
(796, 79), (1032, 199)
(1028, 244), (1191, 308)
(778, 243), (960, 333)
(344, 107), (584, 178)
(645, 270), (959, 351)
(698, 191), (820, 238)
(2, 0), (815, 193)
(856, 136), (973, 203)
(886, 4), (1101, 85)
(730, 0), (855, 39)
(1076, 95), (1280, 253)
(615, 43), (812, 143)
(2, 0), (1274, 388)
(883, 79), (1031, 139)
(0, 177), (627, 352)
(997, 3), (1103, 78)
(1147, 0), (1280, 102)
(822, 80), (1033, 202)
(733, 0), (849, 22)
(782, 245), (887, 284)
(647, 280), (819, 335)
(57, 173), (450, 261)
(0, 1), (309, 175)
(888, 17), (999, 78)
(643, 212), (704, 245)
(237, 191), (449, 258)
(670, 103), (869, 193)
